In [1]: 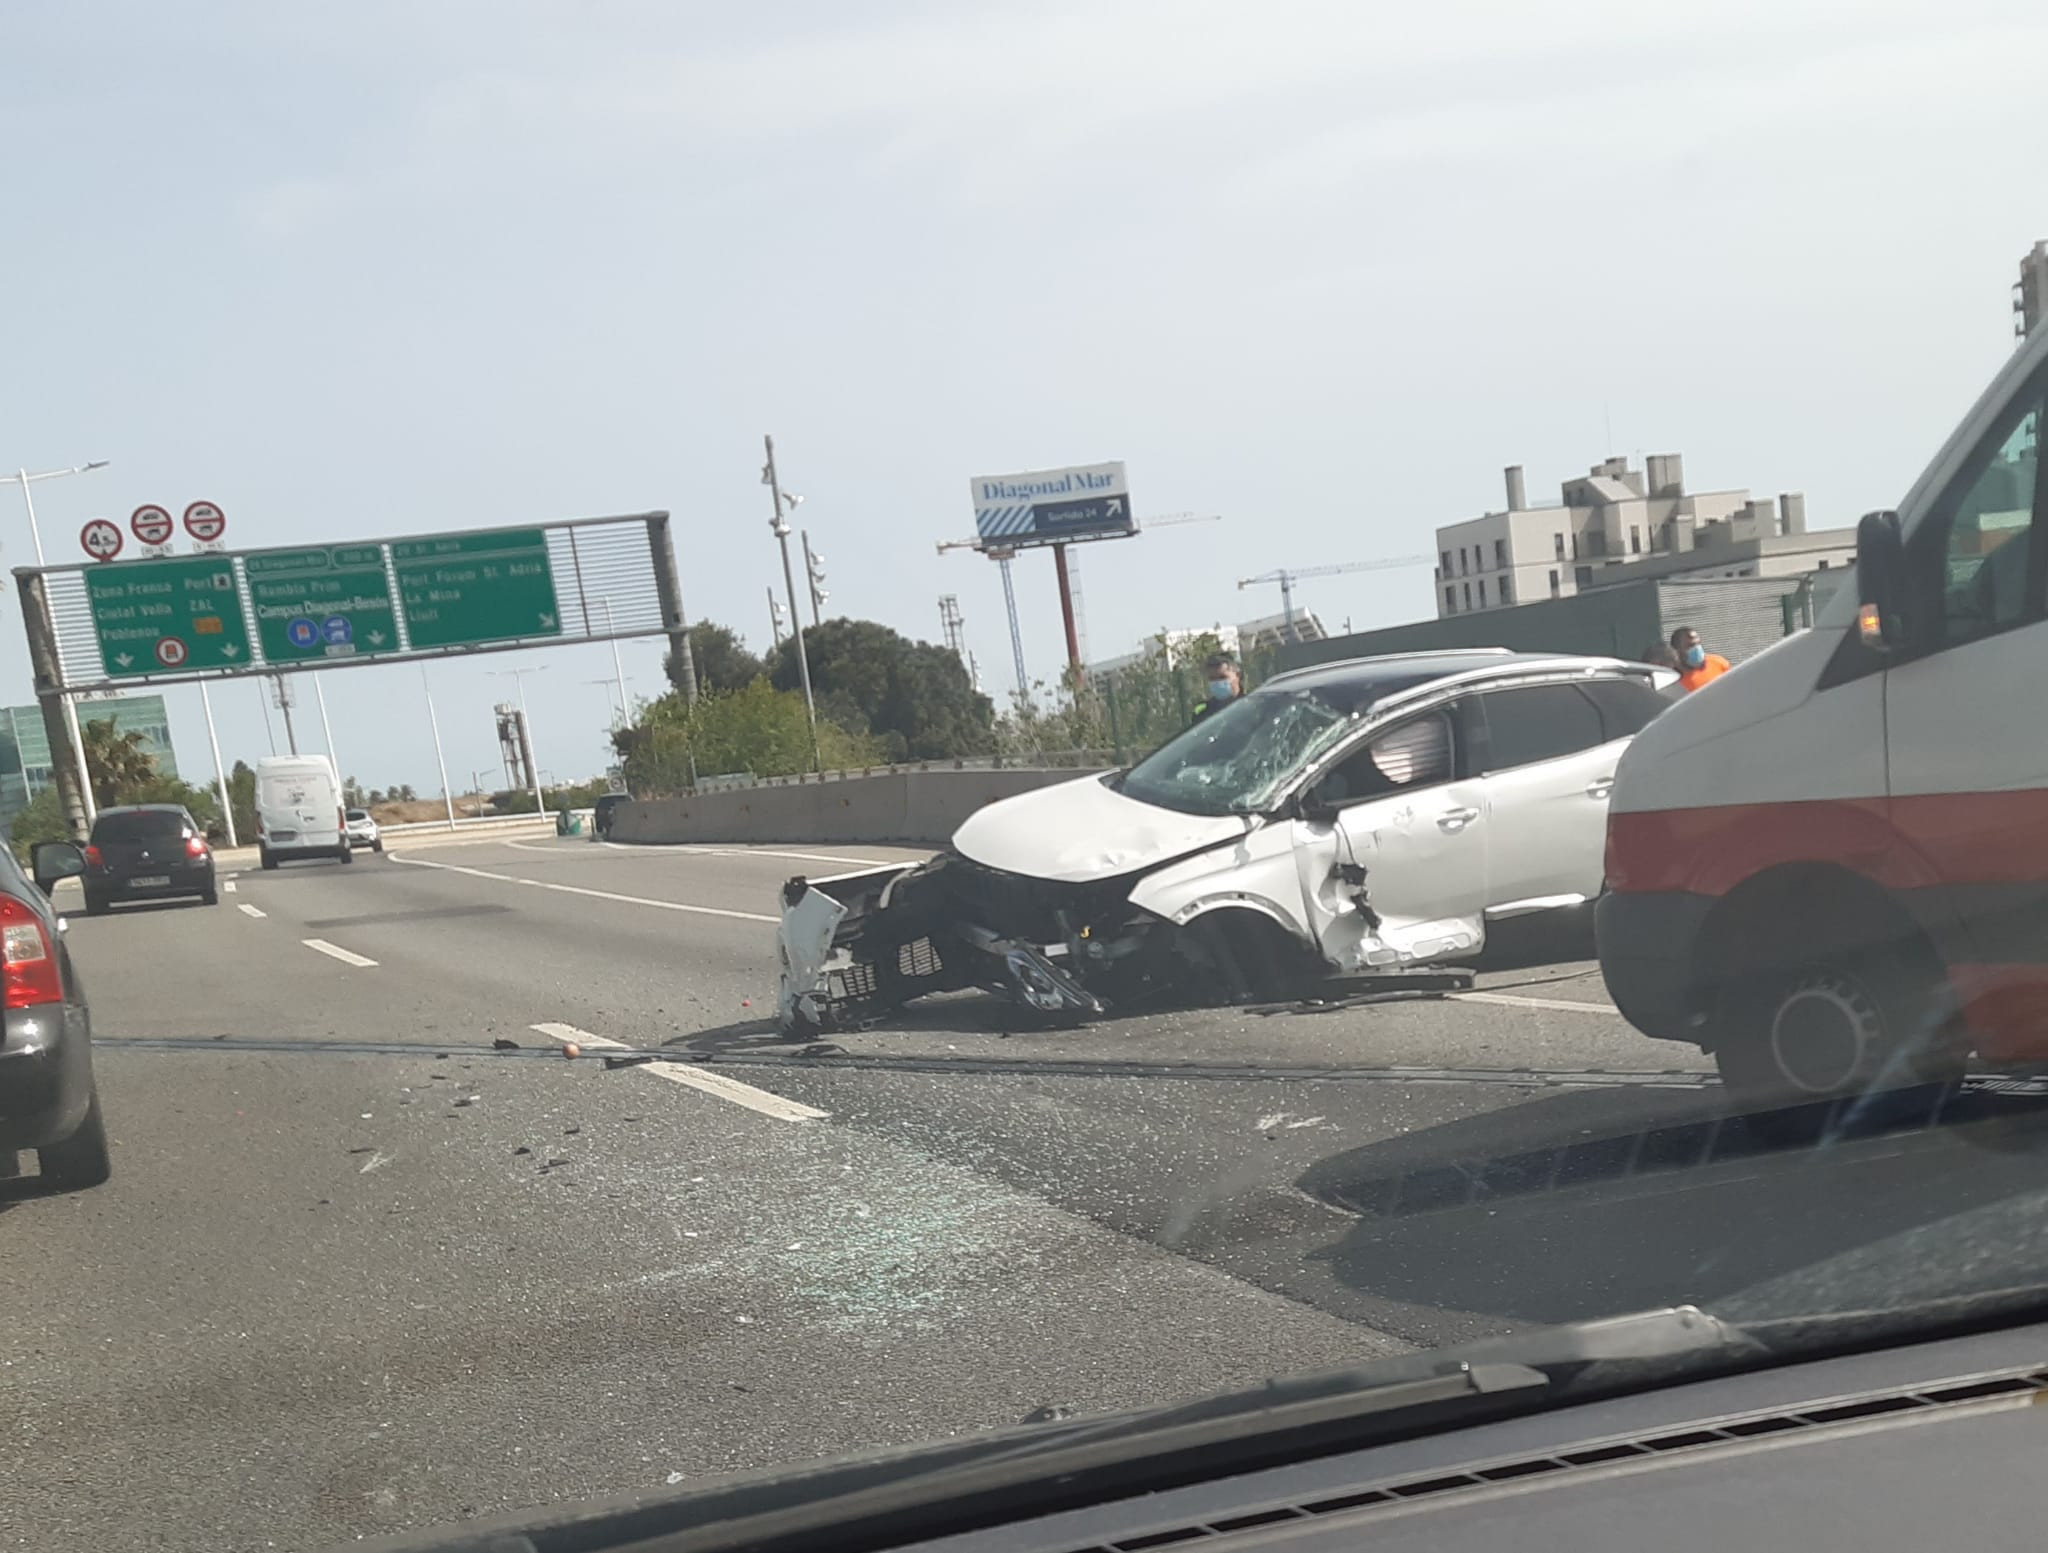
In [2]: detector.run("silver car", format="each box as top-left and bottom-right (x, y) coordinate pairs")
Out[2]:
(779, 650), (1674, 1030)
(343, 808), (383, 853)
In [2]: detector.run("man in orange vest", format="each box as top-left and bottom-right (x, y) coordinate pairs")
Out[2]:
(1669, 626), (1731, 692)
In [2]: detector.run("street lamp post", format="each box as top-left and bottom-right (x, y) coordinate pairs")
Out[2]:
(598, 597), (629, 724)
(762, 435), (822, 773)
(3, 460), (110, 826)
(422, 668), (456, 831)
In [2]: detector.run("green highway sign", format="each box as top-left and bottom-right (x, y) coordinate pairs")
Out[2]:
(86, 557), (251, 678)
(393, 528), (561, 650)
(245, 545), (398, 662)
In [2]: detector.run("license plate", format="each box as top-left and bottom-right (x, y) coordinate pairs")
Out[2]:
(130, 875), (171, 888)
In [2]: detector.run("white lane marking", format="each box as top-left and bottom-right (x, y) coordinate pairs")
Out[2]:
(390, 854), (777, 923)
(302, 938), (378, 968)
(237, 903), (266, 919)
(530, 1022), (828, 1123)
(1456, 991), (1620, 1015)
(224, 880), (237, 893)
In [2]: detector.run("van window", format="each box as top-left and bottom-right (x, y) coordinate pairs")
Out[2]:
(1479, 685), (1606, 771)
(1924, 393), (2042, 647)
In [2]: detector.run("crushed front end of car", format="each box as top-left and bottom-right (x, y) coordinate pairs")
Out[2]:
(776, 853), (1179, 1034)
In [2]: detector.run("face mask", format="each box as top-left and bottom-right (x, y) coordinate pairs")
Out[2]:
(1682, 644), (1706, 669)
(1206, 678), (1234, 701)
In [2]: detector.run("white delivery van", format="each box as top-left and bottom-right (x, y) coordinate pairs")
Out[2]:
(255, 755), (351, 870)
(1599, 322), (2048, 1107)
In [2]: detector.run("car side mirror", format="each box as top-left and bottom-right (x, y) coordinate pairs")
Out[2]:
(1855, 509), (1910, 650)
(32, 840), (86, 894)
(1296, 788), (1339, 826)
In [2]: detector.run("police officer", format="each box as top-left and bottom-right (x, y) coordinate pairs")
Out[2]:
(1192, 650), (1243, 722)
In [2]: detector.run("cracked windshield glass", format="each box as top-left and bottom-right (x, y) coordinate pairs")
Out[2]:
(5, 4), (2048, 1550)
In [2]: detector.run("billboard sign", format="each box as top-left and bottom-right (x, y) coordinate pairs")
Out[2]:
(970, 461), (1132, 550)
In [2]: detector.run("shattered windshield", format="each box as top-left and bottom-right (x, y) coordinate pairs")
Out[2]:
(1117, 689), (1354, 816)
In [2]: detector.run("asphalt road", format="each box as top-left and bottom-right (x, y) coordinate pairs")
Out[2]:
(7, 832), (2027, 1551)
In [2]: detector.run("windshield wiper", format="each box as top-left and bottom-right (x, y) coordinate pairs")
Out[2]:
(354, 1307), (1756, 1553)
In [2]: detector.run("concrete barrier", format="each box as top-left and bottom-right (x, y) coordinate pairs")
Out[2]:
(607, 766), (1104, 847)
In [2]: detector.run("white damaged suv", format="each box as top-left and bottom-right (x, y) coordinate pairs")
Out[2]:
(778, 649), (1673, 1030)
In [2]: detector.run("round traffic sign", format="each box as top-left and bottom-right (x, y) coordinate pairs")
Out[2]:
(130, 505), (174, 546)
(287, 618), (319, 650)
(80, 519), (124, 562)
(183, 501), (227, 542)
(154, 636), (188, 668)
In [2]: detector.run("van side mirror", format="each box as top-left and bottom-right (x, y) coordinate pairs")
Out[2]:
(32, 840), (86, 894)
(1855, 509), (1910, 650)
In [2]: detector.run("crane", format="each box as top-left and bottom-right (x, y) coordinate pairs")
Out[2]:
(938, 513), (1224, 699)
(1238, 554), (1434, 643)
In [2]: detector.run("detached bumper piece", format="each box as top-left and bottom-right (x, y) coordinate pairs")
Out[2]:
(775, 857), (1127, 1033)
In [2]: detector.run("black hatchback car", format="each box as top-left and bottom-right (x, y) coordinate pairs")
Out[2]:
(61, 805), (218, 914)
(2, 841), (109, 1190)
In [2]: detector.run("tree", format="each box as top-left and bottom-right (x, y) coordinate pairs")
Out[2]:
(9, 786), (67, 858)
(228, 759), (257, 844)
(344, 775), (366, 806)
(664, 622), (763, 696)
(763, 618), (994, 761)
(612, 678), (881, 793)
(80, 718), (157, 807)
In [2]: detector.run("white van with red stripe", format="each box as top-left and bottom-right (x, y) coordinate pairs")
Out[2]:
(1599, 325), (2048, 1105)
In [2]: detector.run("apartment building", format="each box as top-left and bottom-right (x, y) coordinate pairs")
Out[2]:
(1433, 454), (1854, 617)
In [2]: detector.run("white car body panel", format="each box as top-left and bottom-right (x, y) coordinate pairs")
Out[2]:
(951, 772), (1251, 883)
(1124, 820), (1310, 940)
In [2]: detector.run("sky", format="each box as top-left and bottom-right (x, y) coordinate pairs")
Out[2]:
(2, 0), (2043, 796)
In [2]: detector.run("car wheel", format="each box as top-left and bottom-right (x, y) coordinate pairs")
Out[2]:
(83, 892), (108, 917)
(372, 839), (383, 853)
(38, 1089), (111, 1191)
(338, 846), (354, 865)
(1714, 949), (1965, 1123)
(260, 847), (279, 872)
(201, 886), (219, 906)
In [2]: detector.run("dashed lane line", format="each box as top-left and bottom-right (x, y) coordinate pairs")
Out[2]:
(530, 1022), (828, 1122)
(238, 903), (266, 919)
(302, 938), (378, 968)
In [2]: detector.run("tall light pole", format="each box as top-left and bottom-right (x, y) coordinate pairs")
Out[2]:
(488, 665), (548, 815)
(598, 597), (629, 724)
(199, 681), (236, 847)
(313, 675), (339, 782)
(762, 434), (821, 773)
(3, 460), (109, 825)
(422, 668), (455, 831)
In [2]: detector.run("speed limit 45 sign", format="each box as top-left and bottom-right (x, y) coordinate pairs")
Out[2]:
(80, 519), (123, 562)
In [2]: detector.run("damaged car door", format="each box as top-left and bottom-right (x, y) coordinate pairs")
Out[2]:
(1293, 700), (1490, 969)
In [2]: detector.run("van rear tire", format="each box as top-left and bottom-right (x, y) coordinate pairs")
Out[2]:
(260, 846), (278, 872)
(1713, 949), (1965, 1116)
